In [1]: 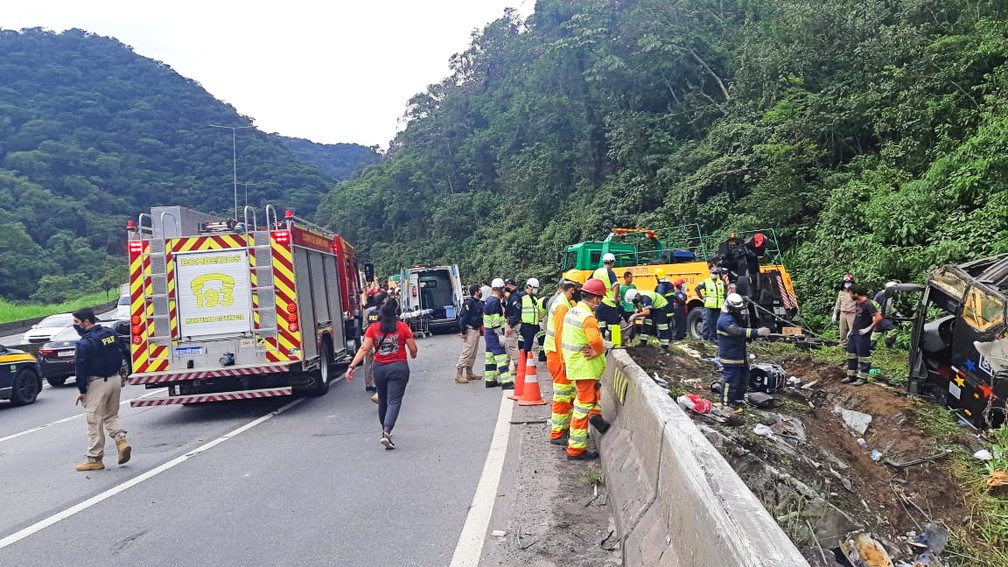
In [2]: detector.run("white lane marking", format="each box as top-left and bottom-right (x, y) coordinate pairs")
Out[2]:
(0, 396), (305, 550)
(0, 390), (160, 444)
(449, 392), (514, 567)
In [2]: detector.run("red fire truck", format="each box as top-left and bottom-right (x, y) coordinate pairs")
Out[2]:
(125, 205), (365, 406)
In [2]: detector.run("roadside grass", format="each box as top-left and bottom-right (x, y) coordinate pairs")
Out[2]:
(0, 289), (117, 324)
(584, 467), (605, 487)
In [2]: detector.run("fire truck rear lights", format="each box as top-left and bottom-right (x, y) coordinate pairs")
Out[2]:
(126, 220), (136, 230)
(131, 315), (141, 325)
(286, 303), (297, 314)
(131, 325), (142, 335)
(284, 209), (294, 219)
(128, 241), (143, 253)
(288, 323), (299, 333)
(132, 336), (143, 345)
(287, 313), (298, 323)
(272, 230), (290, 244)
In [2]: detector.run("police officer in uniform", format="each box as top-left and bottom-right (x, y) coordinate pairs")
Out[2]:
(362, 290), (388, 402)
(72, 308), (132, 472)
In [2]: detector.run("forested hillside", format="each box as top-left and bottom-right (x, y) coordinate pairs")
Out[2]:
(319, 0), (1008, 328)
(0, 28), (376, 301)
(276, 136), (380, 181)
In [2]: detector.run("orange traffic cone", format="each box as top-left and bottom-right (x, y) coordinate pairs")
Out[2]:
(518, 351), (547, 406)
(509, 349), (526, 401)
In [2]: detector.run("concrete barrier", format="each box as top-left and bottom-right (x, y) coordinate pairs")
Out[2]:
(598, 349), (809, 566)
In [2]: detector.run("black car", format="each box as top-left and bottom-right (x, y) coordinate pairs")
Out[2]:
(0, 344), (43, 405)
(36, 320), (130, 388)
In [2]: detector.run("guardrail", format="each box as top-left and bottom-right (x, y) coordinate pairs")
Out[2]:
(598, 348), (808, 566)
(0, 299), (118, 338)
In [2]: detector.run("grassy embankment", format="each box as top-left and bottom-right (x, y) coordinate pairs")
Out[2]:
(0, 289), (118, 325)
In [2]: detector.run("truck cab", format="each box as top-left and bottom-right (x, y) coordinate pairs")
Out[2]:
(399, 265), (464, 330)
(888, 254), (1008, 429)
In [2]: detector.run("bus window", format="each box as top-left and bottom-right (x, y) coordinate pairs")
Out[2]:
(961, 287), (1006, 333)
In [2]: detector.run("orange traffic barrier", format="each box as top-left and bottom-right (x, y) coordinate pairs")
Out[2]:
(518, 351), (547, 406)
(508, 349), (526, 401)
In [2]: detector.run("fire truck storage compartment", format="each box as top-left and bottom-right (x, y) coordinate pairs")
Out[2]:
(292, 245), (346, 363)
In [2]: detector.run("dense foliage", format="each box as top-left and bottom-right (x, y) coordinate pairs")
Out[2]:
(276, 136), (380, 181)
(319, 0), (1008, 329)
(0, 28), (377, 301)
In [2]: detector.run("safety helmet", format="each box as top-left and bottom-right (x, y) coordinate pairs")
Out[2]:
(526, 277), (540, 289)
(624, 288), (639, 303)
(580, 278), (608, 298)
(504, 277), (517, 287)
(843, 273), (855, 282)
(725, 293), (745, 311)
(673, 278), (685, 286)
(884, 280), (898, 288)
(491, 277), (505, 289)
(654, 268), (667, 279)
(602, 252), (616, 264)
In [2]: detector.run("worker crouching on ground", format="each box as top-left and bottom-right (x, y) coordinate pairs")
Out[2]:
(843, 284), (882, 386)
(456, 284), (484, 384)
(561, 278), (611, 461)
(72, 307), (132, 472)
(520, 278), (545, 359)
(483, 278), (514, 389)
(545, 280), (579, 446)
(716, 293), (770, 410)
(624, 288), (670, 350)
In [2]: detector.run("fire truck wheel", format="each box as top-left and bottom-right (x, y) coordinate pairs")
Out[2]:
(310, 342), (332, 396)
(686, 308), (705, 340)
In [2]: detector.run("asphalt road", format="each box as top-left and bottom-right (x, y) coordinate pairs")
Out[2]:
(0, 333), (507, 566)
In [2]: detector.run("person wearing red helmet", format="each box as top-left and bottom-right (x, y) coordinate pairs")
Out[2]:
(833, 273), (857, 345)
(560, 277), (611, 461)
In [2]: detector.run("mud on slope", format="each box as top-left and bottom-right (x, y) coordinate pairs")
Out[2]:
(630, 344), (986, 566)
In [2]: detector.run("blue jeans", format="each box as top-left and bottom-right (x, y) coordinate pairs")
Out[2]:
(704, 308), (719, 341)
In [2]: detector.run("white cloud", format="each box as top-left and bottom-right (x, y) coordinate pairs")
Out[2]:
(1, 0), (534, 147)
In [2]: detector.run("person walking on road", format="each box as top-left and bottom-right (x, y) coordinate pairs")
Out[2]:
(561, 278), (611, 461)
(545, 280), (579, 446)
(716, 294), (770, 410)
(72, 307), (131, 472)
(843, 284), (882, 386)
(456, 284), (484, 384)
(483, 278), (514, 389)
(696, 266), (726, 342)
(832, 273), (857, 345)
(346, 298), (419, 450)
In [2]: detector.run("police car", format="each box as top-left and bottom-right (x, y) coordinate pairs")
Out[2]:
(0, 344), (43, 405)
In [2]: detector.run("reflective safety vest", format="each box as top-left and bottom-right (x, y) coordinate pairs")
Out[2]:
(543, 295), (573, 354)
(702, 278), (726, 309)
(483, 296), (505, 329)
(521, 294), (545, 325)
(561, 302), (606, 380)
(592, 267), (618, 307)
(636, 289), (668, 310)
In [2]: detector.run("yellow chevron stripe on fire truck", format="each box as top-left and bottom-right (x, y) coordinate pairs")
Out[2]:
(248, 234), (259, 331)
(129, 241), (150, 374)
(165, 238), (177, 340)
(270, 235), (300, 362)
(171, 234), (248, 253)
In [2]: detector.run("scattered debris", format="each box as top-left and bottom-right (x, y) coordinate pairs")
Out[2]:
(987, 470), (1008, 489)
(883, 450), (952, 470)
(837, 532), (895, 567)
(835, 405), (874, 436)
(871, 450), (882, 462)
(802, 379), (820, 389)
(973, 449), (993, 461)
(677, 393), (713, 414)
(753, 423), (775, 437)
(491, 530), (507, 538)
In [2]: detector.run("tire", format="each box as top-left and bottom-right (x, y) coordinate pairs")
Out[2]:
(10, 368), (42, 406)
(310, 343), (332, 396)
(686, 308), (705, 341)
(46, 375), (68, 388)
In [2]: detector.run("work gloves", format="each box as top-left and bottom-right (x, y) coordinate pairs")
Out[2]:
(858, 327), (871, 336)
(757, 327), (771, 337)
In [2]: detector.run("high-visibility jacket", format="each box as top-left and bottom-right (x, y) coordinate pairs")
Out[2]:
(483, 295), (505, 329)
(561, 302), (606, 381)
(521, 294), (545, 325)
(592, 266), (618, 307)
(701, 277), (726, 309)
(635, 289), (668, 311)
(544, 295), (574, 355)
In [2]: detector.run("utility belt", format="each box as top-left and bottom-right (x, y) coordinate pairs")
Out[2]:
(88, 375), (114, 383)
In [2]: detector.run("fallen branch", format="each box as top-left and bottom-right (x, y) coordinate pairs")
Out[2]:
(884, 450), (952, 469)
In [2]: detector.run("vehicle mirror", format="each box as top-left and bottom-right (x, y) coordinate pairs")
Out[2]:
(31, 324), (38, 329)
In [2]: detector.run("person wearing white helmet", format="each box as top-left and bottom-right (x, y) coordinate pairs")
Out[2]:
(481, 278), (514, 389)
(591, 253), (621, 340)
(519, 278), (546, 360)
(716, 292), (770, 409)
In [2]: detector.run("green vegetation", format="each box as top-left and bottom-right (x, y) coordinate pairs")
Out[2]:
(0, 28), (378, 301)
(0, 287), (117, 323)
(318, 0), (1008, 333)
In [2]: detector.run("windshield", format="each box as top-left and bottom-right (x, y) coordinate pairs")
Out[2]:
(50, 326), (81, 341)
(117, 295), (130, 306)
(38, 313), (73, 327)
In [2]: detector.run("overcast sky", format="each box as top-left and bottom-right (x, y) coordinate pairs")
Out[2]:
(2, 0), (534, 148)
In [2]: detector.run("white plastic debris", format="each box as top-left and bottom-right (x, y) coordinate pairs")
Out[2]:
(491, 530), (507, 538)
(753, 424), (774, 438)
(974, 449), (993, 461)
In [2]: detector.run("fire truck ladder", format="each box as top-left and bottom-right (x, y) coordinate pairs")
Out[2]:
(142, 211), (177, 365)
(245, 206), (278, 355)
